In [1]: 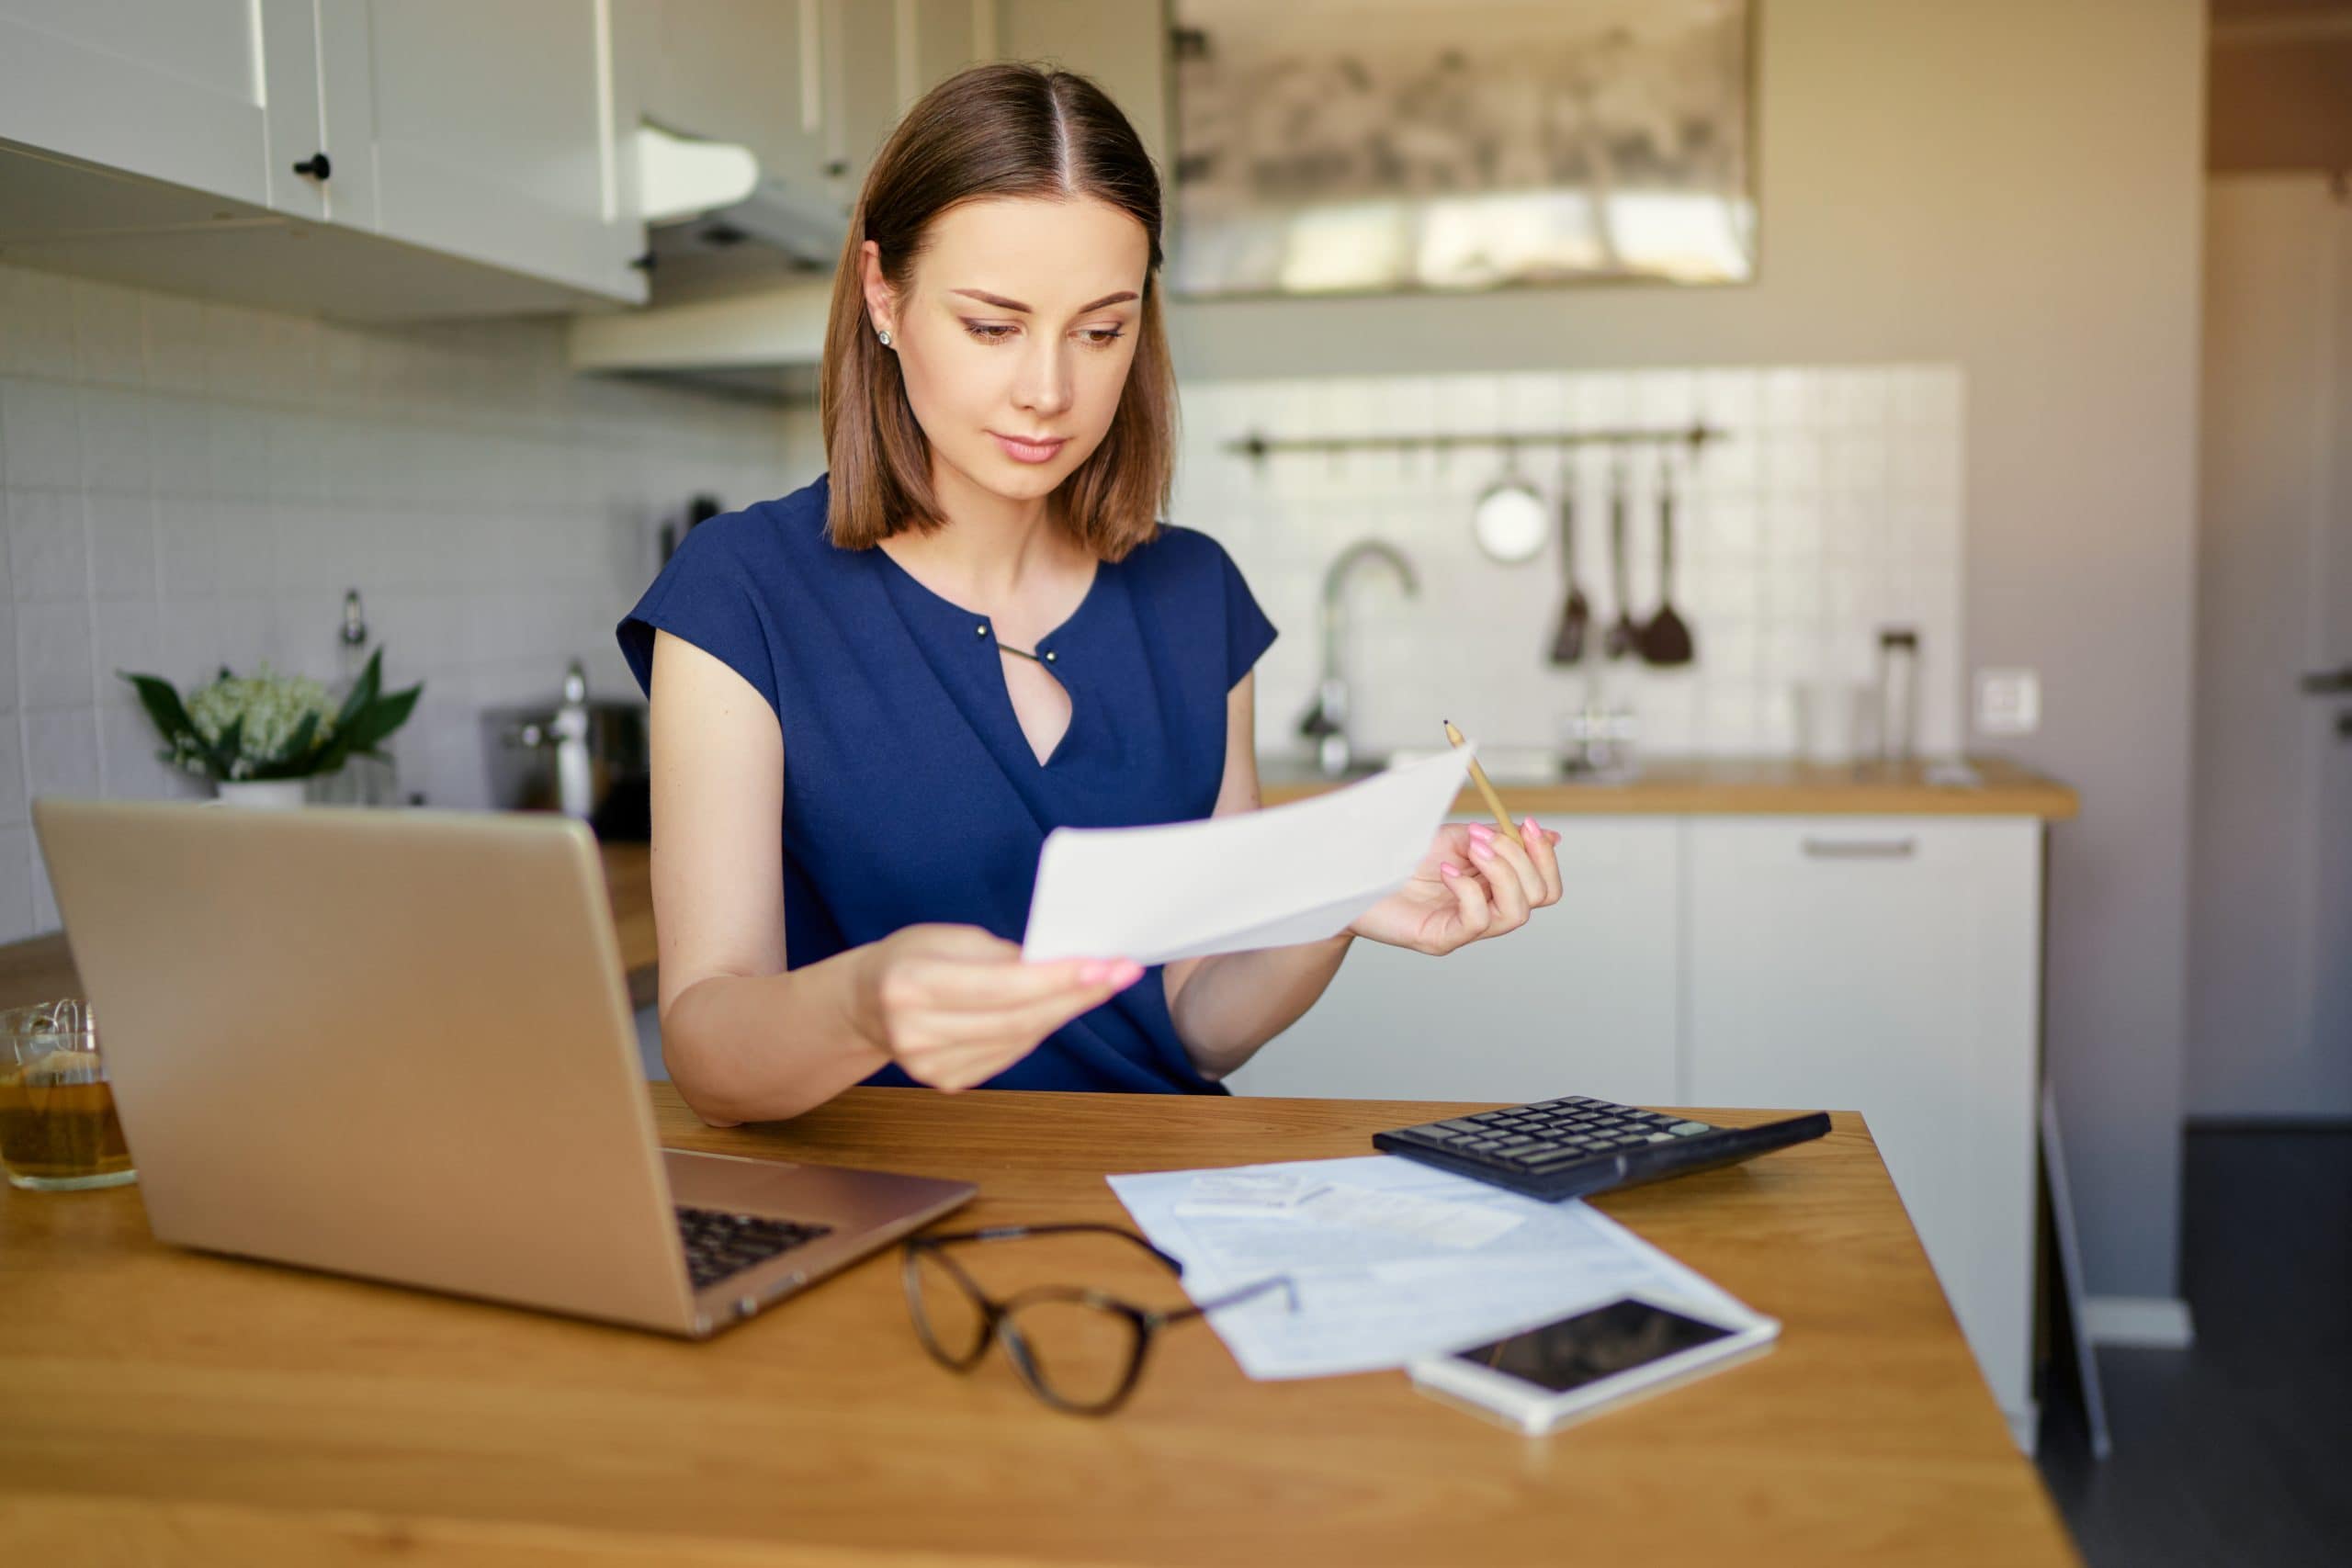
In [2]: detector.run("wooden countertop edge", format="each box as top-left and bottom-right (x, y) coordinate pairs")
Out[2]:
(1261, 757), (2080, 819)
(1261, 780), (2080, 818)
(0, 758), (2076, 1013)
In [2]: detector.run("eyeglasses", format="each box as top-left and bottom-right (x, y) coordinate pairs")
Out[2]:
(900, 1223), (1297, 1416)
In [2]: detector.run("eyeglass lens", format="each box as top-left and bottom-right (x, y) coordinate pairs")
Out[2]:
(905, 1247), (990, 1366)
(1000, 1292), (1145, 1411)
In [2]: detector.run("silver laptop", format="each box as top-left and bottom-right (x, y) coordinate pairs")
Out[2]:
(30, 796), (974, 1337)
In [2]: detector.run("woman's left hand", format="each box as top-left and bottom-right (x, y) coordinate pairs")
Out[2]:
(1346, 817), (1563, 956)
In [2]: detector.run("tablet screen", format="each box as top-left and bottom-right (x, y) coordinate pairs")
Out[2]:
(1451, 1298), (1735, 1393)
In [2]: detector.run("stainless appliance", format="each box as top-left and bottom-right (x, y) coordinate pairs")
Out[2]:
(482, 659), (650, 839)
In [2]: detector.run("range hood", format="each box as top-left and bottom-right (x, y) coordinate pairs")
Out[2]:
(567, 125), (847, 398)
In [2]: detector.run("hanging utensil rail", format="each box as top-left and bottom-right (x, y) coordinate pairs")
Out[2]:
(1222, 420), (1724, 461)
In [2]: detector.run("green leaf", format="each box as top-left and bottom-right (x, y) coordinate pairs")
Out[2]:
(212, 713), (246, 779)
(119, 671), (199, 752)
(338, 682), (422, 754)
(254, 710), (321, 778)
(332, 649), (383, 736)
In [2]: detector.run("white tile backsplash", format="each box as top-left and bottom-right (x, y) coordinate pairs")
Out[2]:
(1174, 366), (1965, 765)
(0, 257), (797, 938)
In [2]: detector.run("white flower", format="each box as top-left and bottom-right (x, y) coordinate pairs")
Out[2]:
(184, 662), (338, 774)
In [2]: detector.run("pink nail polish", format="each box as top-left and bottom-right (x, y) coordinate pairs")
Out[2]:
(1468, 822), (1494, 840)
(1079, 960), (1108, 983)
(1440, 863), (1460, 878)
(1470, 840), (1494, 861)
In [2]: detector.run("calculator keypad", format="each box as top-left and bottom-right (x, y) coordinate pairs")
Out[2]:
(1390, 1096), (1718, 1174)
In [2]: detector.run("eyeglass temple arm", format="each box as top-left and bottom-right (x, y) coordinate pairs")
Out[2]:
(1157, 1273), (1299, 1323)
(922, 1222), (1188, 1276)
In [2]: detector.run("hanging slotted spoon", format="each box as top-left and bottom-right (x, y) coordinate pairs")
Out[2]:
(1548, 450), (1589, 665)
(1602, 457), (1638, 660)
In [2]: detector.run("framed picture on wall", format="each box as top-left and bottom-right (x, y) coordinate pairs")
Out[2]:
(1164, 0), (1757, 299)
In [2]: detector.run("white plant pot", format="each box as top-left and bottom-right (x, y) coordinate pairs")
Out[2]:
(212, 778), (308, 809)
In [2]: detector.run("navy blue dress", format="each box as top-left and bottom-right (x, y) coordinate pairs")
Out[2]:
(615, 472), (1277, 1095)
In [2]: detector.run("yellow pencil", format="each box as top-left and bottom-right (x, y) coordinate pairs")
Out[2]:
(1442, 720), (1526, 852)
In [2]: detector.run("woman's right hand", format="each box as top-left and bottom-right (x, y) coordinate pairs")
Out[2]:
(851, 924), (1143, 1092)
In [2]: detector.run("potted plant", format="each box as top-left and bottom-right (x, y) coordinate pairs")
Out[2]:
(117, 650), (423, 808)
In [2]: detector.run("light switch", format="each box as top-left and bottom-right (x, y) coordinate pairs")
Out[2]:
(1975, 668), (2041, 735)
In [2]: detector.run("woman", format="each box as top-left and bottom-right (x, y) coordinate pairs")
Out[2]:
(616, 62), (1561, 1127)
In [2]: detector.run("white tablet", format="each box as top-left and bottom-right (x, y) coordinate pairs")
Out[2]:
(1407, 1293), (1780, 1436)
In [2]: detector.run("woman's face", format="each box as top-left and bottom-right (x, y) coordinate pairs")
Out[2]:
(863, 196), (1148, 511)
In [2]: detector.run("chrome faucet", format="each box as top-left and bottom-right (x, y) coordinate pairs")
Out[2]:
(1297, 538), (1420, 778)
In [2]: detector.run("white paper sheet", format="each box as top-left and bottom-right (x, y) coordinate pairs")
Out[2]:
(1106, 1155), (1762, 1381)
(1022, 749), (1472, 965)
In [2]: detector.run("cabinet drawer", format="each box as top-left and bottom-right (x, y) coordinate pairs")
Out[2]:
(1685, 815), (2042, 1416)
(1230, 818), (1679, 1105)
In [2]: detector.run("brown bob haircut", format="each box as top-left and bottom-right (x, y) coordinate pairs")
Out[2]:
(820, 62), (1175, 561)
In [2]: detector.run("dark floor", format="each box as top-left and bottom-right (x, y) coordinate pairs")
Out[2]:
(2035, 1128), (2352, 1568)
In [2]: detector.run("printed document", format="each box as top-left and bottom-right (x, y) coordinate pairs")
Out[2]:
(1023, 749), (1471, 965)
(1108, 1155), (1761, 1381)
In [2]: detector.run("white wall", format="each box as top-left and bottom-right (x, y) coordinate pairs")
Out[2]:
(1174, 364), (1966, 763)
(0, 261), (793, 942)
(1006, 0), (2208, 1301)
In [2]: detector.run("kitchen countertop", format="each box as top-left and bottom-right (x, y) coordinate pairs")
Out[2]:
(0, 840), (660, 1015)
(1261, 754), (2079, 818)
(1, 758), (2072, 1013)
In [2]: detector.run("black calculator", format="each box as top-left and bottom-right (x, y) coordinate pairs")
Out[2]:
(1373, 1095), (1831, 1202)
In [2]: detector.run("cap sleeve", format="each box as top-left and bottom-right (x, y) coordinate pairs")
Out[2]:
(615, 524), (782, 725)
(1216, 538), (1278, 692)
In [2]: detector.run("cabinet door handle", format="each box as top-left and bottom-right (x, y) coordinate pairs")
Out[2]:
(1801, 836), (1918, 860)
(292, 152), (332, 180)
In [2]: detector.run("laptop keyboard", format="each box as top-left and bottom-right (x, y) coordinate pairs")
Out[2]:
(675, 1205), (831, 1291)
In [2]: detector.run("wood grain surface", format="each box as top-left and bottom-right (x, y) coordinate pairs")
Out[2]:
(0, 1087), (2077, 1567)
(1261, 755), (2078, 818)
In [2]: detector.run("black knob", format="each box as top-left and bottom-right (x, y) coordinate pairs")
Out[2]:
(824, 159), (849, 177)
(628, 251), (657, 272)
(292, 152), (332, 180)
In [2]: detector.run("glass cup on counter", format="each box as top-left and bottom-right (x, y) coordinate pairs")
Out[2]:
(0, 998), (136, 1191)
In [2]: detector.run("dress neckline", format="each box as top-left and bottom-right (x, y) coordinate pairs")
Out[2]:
(870, 533), (1108, 654)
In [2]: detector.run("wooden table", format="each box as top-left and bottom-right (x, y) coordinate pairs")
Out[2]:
(0, 1089), (2075, 1566)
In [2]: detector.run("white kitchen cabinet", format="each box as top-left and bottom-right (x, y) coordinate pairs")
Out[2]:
(0, 0), (327, 218)
(1686, 816), (2043, 1440)
(645, 0), (987, 212)
(1229, 818), (1680, 1106)
(647, 0), (830, 197)
(0, 0), (646, 307)
(820, 0), (919, 209)
(315, 0), (648, 302)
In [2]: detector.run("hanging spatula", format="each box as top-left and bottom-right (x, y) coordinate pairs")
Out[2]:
(1639, 453), (1695, 667)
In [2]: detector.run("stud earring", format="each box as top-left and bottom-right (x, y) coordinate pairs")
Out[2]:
(876, 328), (893, 347)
